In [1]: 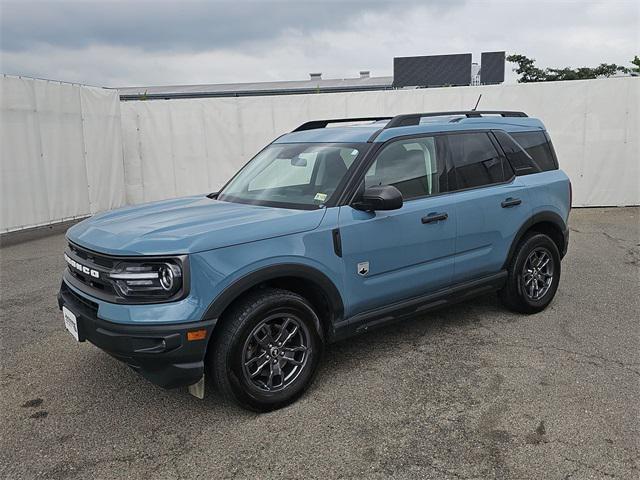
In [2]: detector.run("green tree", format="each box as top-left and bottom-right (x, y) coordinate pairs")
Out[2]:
(506, 54), (636, 83)
(505, 54), (547, 82)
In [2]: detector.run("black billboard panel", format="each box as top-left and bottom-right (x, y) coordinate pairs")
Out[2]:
(480, 51), (505, 84)
(393, 54), (472, 87)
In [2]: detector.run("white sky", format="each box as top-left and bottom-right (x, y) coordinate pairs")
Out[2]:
(1, 0), (638, 87)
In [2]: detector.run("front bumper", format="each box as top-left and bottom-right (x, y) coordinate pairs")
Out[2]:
(58, 281), (215, 389)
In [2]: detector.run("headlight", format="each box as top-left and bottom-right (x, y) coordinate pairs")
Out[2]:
(158, 264), (177, 291)
(109, 260), (184, 300)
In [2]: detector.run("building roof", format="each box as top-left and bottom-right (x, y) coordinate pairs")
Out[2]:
(116, 75), (394, 100)
(115, 52), (508, 101)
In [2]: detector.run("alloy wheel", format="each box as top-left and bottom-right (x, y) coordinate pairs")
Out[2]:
(522, 247), (554, 300)
(241, 314), (310, 392)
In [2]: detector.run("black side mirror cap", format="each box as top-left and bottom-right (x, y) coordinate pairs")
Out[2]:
(353, 185), (403, 211)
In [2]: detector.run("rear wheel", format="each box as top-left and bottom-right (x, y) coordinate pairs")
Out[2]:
(208, 288), (323, 411)
(499, 232), (561, 314)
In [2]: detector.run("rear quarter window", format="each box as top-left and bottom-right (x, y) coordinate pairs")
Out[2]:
(510, 131), (558, 172)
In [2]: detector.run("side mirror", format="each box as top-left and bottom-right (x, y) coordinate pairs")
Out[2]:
(353, 185), (403, 211)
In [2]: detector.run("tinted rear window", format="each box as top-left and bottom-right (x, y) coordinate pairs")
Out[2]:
(492, 130), (539, 175)
(510, 131), (558, 172)
(443, 132), (514, 189)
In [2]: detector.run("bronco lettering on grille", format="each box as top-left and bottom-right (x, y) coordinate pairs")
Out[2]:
(64, 253), (100, 278)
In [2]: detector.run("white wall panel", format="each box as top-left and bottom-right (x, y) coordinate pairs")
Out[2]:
(136, 101), (177, 203)
(2, 76), (637, 234)
(0, 75), (126, 232)
(121, 77), (639, 208)
(1, 77), (51, 231)
(119, 102), (144, 205)
(201, 97), (247, 192)
(80, 86), (126, 213)
(33, 80), (89, 223)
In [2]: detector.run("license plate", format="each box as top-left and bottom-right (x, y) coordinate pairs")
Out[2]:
(62, 306), (79, 341)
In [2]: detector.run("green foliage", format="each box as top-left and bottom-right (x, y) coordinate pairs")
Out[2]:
(506, 54), (637, 83)
(505, 54), (547, 83)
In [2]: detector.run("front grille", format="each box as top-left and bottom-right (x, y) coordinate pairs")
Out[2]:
(68, 243), (115, 269)
(66, 243), (117, 296)
(64, 243), (189, 305)
(62, 282), (99, 315)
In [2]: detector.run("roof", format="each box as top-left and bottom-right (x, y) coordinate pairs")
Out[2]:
(116, 76), (394, 100)
(275, 114), (545, 144)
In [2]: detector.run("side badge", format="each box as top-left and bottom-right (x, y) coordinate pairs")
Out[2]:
(357, 261), (369, 277)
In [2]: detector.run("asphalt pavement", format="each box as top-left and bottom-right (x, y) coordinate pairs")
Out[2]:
(1, 207), (638, 479)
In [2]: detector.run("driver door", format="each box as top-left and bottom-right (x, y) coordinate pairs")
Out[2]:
(338, 136), (457, 317)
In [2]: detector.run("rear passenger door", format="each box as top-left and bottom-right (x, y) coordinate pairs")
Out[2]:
(442, 131), (532, 283)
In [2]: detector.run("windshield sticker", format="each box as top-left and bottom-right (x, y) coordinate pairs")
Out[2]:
(314, 193), (328, 202)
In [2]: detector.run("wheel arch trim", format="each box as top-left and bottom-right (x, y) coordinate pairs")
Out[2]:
(201, 263), (345, 323)
(504, 211), (568, 269)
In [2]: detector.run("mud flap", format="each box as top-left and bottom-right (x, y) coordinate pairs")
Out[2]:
(188, 375), (205, 399)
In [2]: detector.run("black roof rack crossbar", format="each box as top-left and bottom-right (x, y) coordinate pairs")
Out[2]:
(383, 110), (528, 129)
(292, 117), (393, 132)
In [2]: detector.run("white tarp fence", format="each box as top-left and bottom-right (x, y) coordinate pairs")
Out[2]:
(1, 76), (638, 232)
(121, 77), (639, 208)
(1, 75), (125, 233)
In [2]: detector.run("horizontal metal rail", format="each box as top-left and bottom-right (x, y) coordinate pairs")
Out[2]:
(291, 111), (528, 133)
(292, 117), (393, 132)
(383, 111), (528, 128)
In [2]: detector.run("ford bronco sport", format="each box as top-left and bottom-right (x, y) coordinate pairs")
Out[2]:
(58, 111), (571, 411)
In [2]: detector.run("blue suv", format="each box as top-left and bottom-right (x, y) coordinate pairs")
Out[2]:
(58, 111), (571, 411)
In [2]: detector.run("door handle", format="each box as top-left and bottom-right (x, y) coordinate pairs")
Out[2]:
(421, 212), (448, 224)
(501, 197), (522, 208)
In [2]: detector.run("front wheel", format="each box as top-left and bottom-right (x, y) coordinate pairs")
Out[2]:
(208, 288), (323, 411)
(499, 232), (561, 314)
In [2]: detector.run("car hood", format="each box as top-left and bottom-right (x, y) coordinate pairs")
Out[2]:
(67, 196), (327, 255)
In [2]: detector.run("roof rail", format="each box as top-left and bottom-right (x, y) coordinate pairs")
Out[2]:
(383, 110), (527, 129)
(292, 117), (392, 132)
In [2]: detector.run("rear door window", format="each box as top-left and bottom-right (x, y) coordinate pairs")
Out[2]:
(443, 132), (513, 190)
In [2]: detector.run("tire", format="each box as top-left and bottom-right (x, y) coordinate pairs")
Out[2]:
(208, 287), (323, 412)
(499, 232), (561, 314)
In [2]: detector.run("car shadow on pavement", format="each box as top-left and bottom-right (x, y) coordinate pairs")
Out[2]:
(57, 293), (505, 419)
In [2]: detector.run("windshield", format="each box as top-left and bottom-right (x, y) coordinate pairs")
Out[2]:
(218, 143), (364, 209)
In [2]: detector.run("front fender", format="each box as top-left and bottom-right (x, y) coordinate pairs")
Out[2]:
(190, 227), (345, 323)
(200, 260), (344, 321)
